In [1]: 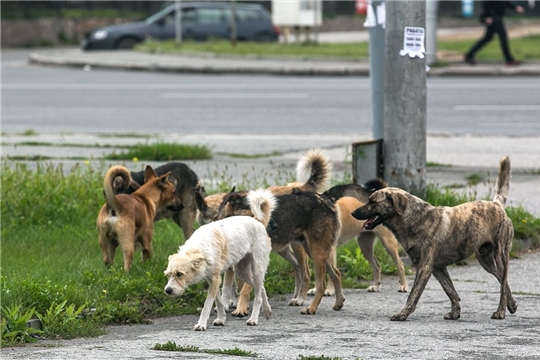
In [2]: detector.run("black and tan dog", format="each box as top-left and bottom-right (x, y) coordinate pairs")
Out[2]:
(352, 156), (516, 321)
(317, 180), (408, 294)
(113, 162), (205, 240)
(98, 165), (183, 272)
(218, 188), (344, 315)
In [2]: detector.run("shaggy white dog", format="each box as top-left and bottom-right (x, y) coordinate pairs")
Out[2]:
(164, 188), (276, 331)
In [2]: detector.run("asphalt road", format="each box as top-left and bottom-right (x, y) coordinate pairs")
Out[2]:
(3, 251), (540, 360)
(2, 50), (540, 136)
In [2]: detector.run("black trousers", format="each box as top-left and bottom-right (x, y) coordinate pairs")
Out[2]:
(465, 17), (514, 62)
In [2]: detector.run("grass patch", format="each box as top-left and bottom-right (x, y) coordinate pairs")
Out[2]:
(21, 128), (39, 136)
(97, 133), (153, 139)
(426, 161), (452, 168)
(152, 341), (257, 357)
(223, 151), (283, 159)
(135, 35), (540, 61)
(14, 141), (121, 149)
(137, 38), (369, 60)
(438, 35), (540, 61)
(464, 173), (485, 186)
(104, 142), (212, 161)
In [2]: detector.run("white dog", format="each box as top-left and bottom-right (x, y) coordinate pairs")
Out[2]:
(164, 188), (276, 331)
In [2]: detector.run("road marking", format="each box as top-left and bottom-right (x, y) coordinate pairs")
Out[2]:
(454, 105), (540, 111)
(160, 92), (308, 99)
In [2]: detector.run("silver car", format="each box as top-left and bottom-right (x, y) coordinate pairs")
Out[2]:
(82, 1), (279, 50)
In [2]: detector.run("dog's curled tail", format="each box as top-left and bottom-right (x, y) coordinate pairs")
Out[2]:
(296, 148), (333, 193)
(247, 189), (277, 228)
(493, 156), (511, 207)
(103, 165), (131, 213)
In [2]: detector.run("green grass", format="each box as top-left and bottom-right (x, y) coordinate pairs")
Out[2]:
(137, 38), (370, 60)
(136, 35), (540, 61)
(152, 341), (258, 357)
(1, 162), (538, 344)
(438, 35), (540, 61)
(104, 142), (212, 161)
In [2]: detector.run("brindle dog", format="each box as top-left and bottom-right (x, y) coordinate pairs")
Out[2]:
(352, 156), (516, 321)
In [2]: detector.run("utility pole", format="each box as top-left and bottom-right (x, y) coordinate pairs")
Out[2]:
(383, 0), (427, 197)
(230, 0), (237, 47)
(426, 0), (439, 65)
(366, 0), (385, 140)
(175, 0), (182, 44)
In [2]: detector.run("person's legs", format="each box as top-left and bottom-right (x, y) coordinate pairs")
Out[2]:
(492, 18), (515, 63)
(465, 22), (496, 62)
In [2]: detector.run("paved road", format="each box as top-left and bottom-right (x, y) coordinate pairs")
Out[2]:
(3, 251), (540, 360)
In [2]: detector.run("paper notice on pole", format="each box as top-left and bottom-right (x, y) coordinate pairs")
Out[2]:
(376, 3), (386, 28)
(363, 4), (377, 28)
(399, 26), (425, 58)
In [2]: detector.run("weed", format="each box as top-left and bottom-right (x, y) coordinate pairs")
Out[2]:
(37, 301), (103, 339)
(1, 305), (43, 346)
(105, 142), (211, 161)
(152, 341), (257, 357)
(426, 161), (452, 167)
(465, 173), (485, 186)
(297, 355), (344, 360)
(21, 128), (39, 136)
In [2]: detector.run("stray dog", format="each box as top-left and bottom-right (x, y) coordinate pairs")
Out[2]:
(164, 189), (276, 331)
(313, 179), (408, 294)
(195, 148), (332, 226)
(352, 156), (516, 321)
(217, 188), (344, 315)
(113, 162), (206, 240)
(97, 165), (182, 272)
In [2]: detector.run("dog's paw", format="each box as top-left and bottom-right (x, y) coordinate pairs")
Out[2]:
(307, 288), (316, 296)
(246, 319), (258, 326)
(300, 307), (316, 315)
(390, 313), (408, 321)
(231, 309), (249, 318)
(367, 284), (381, 292)
(443, 311), (460, 320)
(288, 298), (304, 306)
(213, 319), (225, 326)
(398, 285), (408, 293)
(508, 299), (518, 314)
(332, 303), (344, 311)
(491, 311), (506, 320)
(193, 324), (207, 331)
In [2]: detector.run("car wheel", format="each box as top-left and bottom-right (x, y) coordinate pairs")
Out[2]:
(115, 37), (138, 50)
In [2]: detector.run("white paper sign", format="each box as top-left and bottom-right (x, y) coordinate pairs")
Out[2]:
(399, 26), (425, 58)
(376, 3), (386, 28)
(363, 4), (377, 28)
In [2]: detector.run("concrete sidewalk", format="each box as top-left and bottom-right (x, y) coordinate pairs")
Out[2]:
(28, 47), (540, 77)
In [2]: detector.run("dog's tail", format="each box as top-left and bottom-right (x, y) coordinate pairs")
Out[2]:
(296, 148), (332, 193)
(103, 165), (131, 213)
(247, 189), (277, 228)
(493, 156), (511, 207)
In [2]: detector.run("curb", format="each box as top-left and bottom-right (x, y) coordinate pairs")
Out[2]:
(28, 52), (540, 77)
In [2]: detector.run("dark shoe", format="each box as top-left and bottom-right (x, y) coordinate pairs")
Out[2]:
(506, 59), (521, 66)
(464, 56), (476, 65)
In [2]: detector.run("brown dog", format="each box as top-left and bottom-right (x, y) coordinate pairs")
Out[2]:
(97, 165), (182, 272)
(113, 162), (205, 240)
(352, 156), (516, 321)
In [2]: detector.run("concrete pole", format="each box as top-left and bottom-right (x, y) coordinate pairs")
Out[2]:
(383, 0), (427, 197)
(175, 0), (182, 44)
(369, 0), (385, 140)
(230, 0), (237, 47)
(426, 0), (439, 65)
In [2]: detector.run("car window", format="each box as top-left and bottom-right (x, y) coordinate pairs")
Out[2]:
(161, 12), (175, 26)
(182, 8), (196, 24)
(236, 9), (262, 23)
(197, 8), (225, 25)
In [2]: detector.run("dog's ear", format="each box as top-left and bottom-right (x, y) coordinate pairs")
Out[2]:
(191, 256), (204, 269)
(144, 166), (158, 182)
(158, 171), (175, 188)
(388, 192), (408, 216)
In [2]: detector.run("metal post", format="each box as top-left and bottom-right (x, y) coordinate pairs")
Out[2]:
(383, 0), (427, 197)
(368, 0), (385, 140)
(230, 0), (237, 46)
(175, 0), (182, 44)
(426, 0), (439, 65)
